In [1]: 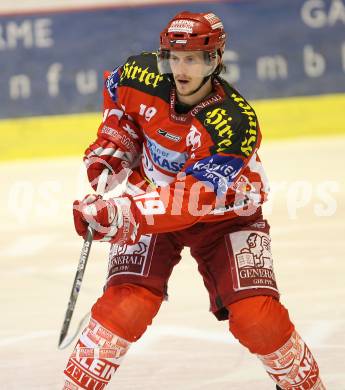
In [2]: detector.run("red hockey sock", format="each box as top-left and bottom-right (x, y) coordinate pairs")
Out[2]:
(258, 331), (326, 389)
(63, 317), (131, 389)
(228, 296), (325, 389)
(63, 284), (163, 389)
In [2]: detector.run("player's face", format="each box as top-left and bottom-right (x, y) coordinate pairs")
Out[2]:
(169, 51), (212, 96)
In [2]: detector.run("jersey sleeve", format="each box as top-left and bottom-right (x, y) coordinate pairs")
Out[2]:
(96, 66), (144, 155)
(130, 103), (262, 235)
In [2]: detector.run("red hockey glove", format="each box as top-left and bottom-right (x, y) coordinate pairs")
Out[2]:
(84, 138), (132, 191)
(73, 194), (140, 244)
(84, 111), (143, 191)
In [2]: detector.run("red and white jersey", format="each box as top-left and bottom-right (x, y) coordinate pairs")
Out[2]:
(98, 52), (269, 236)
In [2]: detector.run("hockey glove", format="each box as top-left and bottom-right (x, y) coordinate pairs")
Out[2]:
(84, 138), (133, 192)
(84, 110), (143, 191)
(73, 194), (140, 245)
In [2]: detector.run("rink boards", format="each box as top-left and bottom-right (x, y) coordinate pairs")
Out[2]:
(1, 0), (345, 118)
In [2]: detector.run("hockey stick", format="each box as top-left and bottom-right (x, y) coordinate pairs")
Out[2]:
(58, 168), (109, 349)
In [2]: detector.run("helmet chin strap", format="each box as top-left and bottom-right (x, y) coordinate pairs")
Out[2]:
(183, 74), (212, 96)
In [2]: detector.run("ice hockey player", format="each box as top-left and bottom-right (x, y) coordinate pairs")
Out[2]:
(63, 11), (325, 390)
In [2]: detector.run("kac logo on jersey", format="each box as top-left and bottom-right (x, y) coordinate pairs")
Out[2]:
(186, 154), (244, 194)
(186, 125), (201, 151)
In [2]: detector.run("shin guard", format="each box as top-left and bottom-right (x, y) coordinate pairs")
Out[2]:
(258, 331), (325, 390)
(63, 317), (131, 389)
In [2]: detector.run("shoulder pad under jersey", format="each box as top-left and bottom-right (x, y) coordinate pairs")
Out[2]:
(119, 52), (170, 102)
(194, 78), (259, 158)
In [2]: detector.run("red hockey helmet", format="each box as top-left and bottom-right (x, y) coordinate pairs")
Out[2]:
(160, 11), (226, 54)
(158, 12), (226, 77)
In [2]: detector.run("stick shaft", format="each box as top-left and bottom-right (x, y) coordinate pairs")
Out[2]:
(58, 226), (94, 347)
(58, 169), (108, 348)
